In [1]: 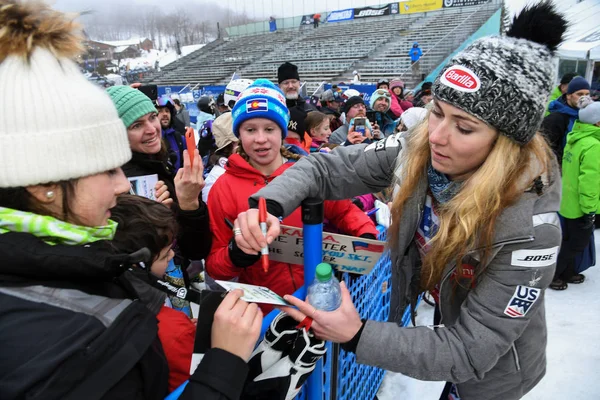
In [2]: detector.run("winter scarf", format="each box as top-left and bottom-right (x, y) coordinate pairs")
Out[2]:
(0, 207), (117, 245)
(427, 164), (463, 204)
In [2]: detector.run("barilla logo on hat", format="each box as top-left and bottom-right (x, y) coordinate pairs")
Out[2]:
(246, 98), (268, 112)
(440, 65), (481, 93)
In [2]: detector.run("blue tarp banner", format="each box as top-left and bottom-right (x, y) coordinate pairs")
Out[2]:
(326, 8), (354, 23)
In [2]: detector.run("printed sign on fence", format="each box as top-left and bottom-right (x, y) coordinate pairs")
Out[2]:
(327, 8), (354, 23)
(268, 225), (386, 275)
(353, 4), (396, 19)
(443, 0), (489, 7)
(399, 0), (443, 14)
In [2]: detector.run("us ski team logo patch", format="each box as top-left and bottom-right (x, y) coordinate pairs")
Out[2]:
(504, 285), (540, 318)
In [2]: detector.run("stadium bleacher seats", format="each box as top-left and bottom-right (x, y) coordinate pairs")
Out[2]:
(145, 2), (500, 92)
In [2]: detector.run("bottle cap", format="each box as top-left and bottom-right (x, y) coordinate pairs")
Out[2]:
(315, 263), (333, 282)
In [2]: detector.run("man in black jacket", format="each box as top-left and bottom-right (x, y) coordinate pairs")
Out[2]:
(541, 76), (590, 163)
(277, 62), (317, 113)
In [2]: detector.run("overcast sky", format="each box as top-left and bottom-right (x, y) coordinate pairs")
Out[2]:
(51, 0), (558, 19)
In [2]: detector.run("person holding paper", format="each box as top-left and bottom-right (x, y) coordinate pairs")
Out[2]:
(205, 80), (378, 311)
(111, 194), (266, 393)
(106, 85), (212, 262)
(234, 4), (566, 399)
(0, 2), (259, 399)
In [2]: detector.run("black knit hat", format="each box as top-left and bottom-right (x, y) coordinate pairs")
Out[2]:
(432, 2), (567, 145)
(343, 96), (365, 115)
(278, 62), (300, 83)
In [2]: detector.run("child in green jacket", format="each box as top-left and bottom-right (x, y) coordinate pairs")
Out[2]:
(553, 99), (600, 289)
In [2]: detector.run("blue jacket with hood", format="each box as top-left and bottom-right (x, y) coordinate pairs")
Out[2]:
(541, 95), (579, 163)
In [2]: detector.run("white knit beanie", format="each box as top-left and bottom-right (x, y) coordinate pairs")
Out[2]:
(0, 2), (131, 188)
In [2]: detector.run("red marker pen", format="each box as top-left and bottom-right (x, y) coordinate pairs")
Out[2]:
(258, 197), (269, 273)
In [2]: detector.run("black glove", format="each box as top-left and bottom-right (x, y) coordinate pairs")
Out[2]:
(359, 233), (377, 240)
(581, 213), (596, 230)
(352, 197), (364, 211)
(228, 237), (260, 268)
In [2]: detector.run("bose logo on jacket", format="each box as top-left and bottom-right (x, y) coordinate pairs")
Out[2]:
(511, 246), (559, 267)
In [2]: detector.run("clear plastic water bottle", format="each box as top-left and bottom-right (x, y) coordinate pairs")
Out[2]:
(307, 263), (342, 311)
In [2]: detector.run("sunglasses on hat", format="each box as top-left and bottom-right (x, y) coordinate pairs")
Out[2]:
(373, 89), (391, 98)
(156, 95), (173, 107)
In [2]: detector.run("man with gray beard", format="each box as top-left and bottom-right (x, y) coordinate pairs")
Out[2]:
(277, 62), (316, 113)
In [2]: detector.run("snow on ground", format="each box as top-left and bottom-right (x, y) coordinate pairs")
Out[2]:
(117, 44), (205, 71)
(378, 231), (600, 399)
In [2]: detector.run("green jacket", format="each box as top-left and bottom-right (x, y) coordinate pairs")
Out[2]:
(544, 86), (562, 117)
(560, 120), (600, 218)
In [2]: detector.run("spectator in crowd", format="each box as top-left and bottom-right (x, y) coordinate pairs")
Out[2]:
(403, 89), (415, 104)
(173, 98), (191, 128)
(306, 111), (334, 153)
(107, 86), (212, 262)
(237, 4), (566, 398)
(285, 106), (312, 155)
(277, 61), (315, 112)
(397, 107), (428, 132)
(202, 114), (239, 203)
(353, 70), (361, 84)
(330, 96), (378, 145)
(198, 80), (253, 168)
(545, 71), (577, 115)
(0, 2), (261, 398)
(541, 76), (590, 163)
(388, 79), (413, 119)
(320, 89), (344, 132)
(369, 88), (398, 136)
(216, 92), (229, 114)
(194, 95), (218, 162)
(205, 80), (378, 311)
(309, 94), (321, 109)
(551, 98), (600, 290)
(196, 95), (217, 132)
(409, 42), (423, 78)
(376, 78), (390, 91)
(110, 194), (194, 392)
(413, 88), (433, 108)
(155, 95), (187, 171)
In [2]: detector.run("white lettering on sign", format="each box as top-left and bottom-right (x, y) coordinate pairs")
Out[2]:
(440, 65), (481, 93)
(356, 9), (386, 17)
(328, 10), (353, 22)
(511, 246), (559, 267)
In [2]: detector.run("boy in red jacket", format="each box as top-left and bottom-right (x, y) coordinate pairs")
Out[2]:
(111, 195), (195, 392)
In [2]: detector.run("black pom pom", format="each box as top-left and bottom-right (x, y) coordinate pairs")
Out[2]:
(506, 0), (568, 52)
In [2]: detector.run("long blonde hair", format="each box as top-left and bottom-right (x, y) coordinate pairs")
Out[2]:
(390, 120), (554, 291)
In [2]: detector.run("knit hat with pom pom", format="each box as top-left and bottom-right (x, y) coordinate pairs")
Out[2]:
(0, 1), (131, 188)
(432, 1), (568, 145)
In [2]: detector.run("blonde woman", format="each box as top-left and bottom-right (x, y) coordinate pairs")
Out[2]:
(233, 4), (566, 399)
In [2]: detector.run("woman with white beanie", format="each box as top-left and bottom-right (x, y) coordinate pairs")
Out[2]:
(0, 2), (260, 399)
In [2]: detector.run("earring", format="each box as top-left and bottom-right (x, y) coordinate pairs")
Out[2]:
(46, 191), (55, 199)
